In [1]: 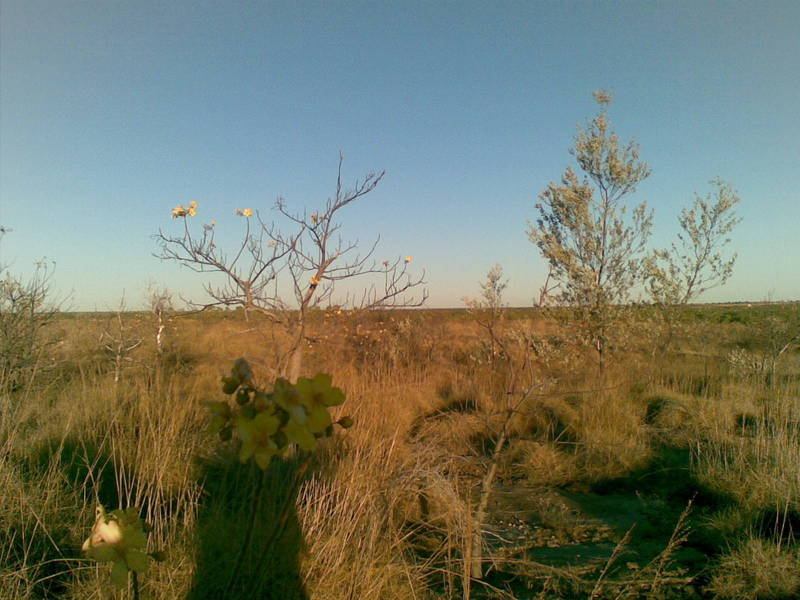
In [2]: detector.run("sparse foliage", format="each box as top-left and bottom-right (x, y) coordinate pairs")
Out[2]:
(0, 261), (56, 392)
(156, 155), (426, 380)
(147, 285), (173, 355)
(463, 265), (544, 582)
(529, 91), (652, 364)
(648, 178), (742, 305)
(101, 297), (142, 385)
(464, 264), (507, 366)
(726, 309), (800, 385)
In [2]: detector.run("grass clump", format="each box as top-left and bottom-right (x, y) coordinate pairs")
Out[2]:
(706, 537), (800, 600)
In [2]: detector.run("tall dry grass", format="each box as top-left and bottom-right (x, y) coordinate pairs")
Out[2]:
(0, 304), (798, 599)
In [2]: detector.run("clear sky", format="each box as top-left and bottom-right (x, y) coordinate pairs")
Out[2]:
(2, 1), (798, 310)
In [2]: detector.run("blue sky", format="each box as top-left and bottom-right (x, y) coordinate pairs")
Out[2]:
(1, 1), (798, 310)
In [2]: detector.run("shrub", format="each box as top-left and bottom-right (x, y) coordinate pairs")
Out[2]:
(0, 263), (56, 392)
(706, 537), (800, 600)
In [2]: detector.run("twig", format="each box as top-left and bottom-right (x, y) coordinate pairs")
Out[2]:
(591, 525), (634, 599)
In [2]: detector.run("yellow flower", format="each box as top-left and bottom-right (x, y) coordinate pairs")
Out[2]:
(284, 418), (318, 450)
(296, 373), (345, 407)
(304, 403), (331, 434)
(171, 202), (197, 218)
(294, 373), (344, 433)
(243, 208), (253, 217)
(237, 411), (280, 469)
(209, 361), (351, 460)
(272, 377), (324, 444)
(273, 378), (307, 425)
(82, 506), (150, 589)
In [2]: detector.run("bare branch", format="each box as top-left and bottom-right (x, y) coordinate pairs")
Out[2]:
(155, 157), (425, 381)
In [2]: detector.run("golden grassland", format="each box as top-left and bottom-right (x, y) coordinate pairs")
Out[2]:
(1, 303), (799, 599)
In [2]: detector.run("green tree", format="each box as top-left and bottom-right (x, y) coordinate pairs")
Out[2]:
(643, 179), (742, 358)
(528, 91), (652, 365)
(647, 178), (742, 305)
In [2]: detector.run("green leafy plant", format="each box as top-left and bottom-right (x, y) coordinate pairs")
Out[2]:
(82, 505), (164, 597)
(208, 358), (352, 469)
(647, 178), (741, 305)
(206, 358), (352, 597)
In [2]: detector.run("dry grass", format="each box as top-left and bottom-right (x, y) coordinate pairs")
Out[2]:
(1, 304), (799, 599)
(706, 537), (800, 600)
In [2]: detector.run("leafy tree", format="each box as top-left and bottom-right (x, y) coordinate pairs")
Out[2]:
(647, 178), (742, 305)
(528, 91), (652, 365)
(642, 179), (742, 360)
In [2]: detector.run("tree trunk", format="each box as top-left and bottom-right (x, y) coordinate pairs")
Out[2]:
(287, 320), (306, 383)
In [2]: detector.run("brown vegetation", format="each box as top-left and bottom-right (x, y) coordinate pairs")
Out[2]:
(1, 302), (799, 599)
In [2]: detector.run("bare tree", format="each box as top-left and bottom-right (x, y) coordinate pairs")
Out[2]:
(155, 155), (427, 381)
(147, 285), (173, 355)
(101, 296), (142, 386)
(0, 260), (57, 392)
(463, 265), (545, 582)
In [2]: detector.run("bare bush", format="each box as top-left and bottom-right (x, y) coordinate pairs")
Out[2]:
(0, 261), (57, 392)
(156, 155), (426, 381)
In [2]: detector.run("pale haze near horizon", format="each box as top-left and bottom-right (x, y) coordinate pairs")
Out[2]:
(1, 1), (799, 310)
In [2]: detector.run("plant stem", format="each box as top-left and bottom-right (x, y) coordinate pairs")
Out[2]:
(470, 418), (509, 579)
(132, 571), (140, 600)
